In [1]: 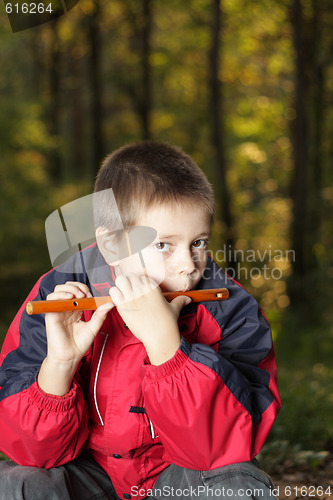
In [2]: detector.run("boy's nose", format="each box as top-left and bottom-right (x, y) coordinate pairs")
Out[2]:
(174, 249), (196, 276)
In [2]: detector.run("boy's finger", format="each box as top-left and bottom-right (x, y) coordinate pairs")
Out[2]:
(169, 295), (192, 317)
(66, 282), (92, 297)
(53, 282), (92, 298)
(114, 275), (133, 295)
(87, 303), (114, 334)
(109, 285), (125, 306)
(46, 291), (75, 301)
(140, 274), (158, 290)
(96, 302), (115, 313)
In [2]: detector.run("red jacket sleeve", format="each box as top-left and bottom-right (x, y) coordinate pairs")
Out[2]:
(0, 271), (89, 467)
(142, 269), (281, 470)
(0, 380), (89, 467)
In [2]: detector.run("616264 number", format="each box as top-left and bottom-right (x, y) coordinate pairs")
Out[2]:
(283, 485), (332, 497)
(5, 3), (53, 14)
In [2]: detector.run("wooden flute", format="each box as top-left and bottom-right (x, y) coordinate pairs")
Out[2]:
(26, 288), (229, 315)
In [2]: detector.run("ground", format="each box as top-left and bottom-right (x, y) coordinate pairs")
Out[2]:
(270, 456), (333, 499)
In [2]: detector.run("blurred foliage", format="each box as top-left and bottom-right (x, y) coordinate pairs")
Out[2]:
(0, 0), (332, 455)
(273, 319), (333, 447)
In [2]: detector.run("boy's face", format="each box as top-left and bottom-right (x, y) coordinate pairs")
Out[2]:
(100, 202), (211, 292)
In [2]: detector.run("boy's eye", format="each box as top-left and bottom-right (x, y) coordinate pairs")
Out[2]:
(154, 242), (171, 252)
(192, 239), (207, 249)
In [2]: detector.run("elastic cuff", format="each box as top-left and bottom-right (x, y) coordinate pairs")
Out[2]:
(143, 337), (192, 380)
(36, 379), (74, 399)
(29, 380), (77, 413)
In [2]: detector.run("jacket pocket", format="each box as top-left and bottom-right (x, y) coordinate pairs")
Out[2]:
(129, 405), (159, 444)
(200, 460), (274, 490)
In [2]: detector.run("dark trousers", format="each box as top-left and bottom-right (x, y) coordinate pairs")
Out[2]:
(0, 454), (277, 500)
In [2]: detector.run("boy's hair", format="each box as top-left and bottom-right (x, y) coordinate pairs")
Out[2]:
(94, 141), (215, 229)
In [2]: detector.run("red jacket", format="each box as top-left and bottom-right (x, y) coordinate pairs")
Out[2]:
(0, 248), (280, 498)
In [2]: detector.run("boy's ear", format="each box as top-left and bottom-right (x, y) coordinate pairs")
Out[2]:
(96, 227), (120, 266)
(96, 225), (157, 265)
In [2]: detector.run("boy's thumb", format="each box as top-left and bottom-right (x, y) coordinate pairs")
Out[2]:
(89, 303), (114, 332)
(170, 295), (192, 316)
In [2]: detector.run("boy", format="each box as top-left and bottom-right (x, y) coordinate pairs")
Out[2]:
(0, 141), (280, 499)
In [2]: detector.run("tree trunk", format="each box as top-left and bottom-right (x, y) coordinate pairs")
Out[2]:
(125, 0), (153, 140)
(308, 0), (326, 272)
(289, 0), (308, 301)
(47, 19), (62, 181)
(88, 0), (105, 175)
(71, 53), (86, 177)
(141, 0), (152, 140)
(209, 0), (234, 265)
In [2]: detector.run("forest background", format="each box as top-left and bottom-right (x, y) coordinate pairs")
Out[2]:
(0, 0), (332, 483)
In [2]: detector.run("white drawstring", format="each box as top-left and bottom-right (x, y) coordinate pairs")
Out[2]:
(94, 334), (109, 426)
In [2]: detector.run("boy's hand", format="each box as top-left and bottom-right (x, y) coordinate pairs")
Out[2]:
(110, 274), (191, 365)
(38, 281), (113, 396)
